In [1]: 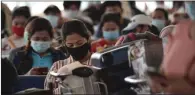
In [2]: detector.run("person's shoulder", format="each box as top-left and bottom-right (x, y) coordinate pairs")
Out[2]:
(53, 57), (71, 66)
(9, 46), (25, 56)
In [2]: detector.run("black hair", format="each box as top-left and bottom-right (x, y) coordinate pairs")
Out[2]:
(100, 13), (121, 30)
(12, 6), (31, 20)
(63, 1), (81, 10)
(154, 8), (169, 21)
(62, 19), (90, 40)
(77, 18), (95, 35)
(98, 13), (121, 37)
(24, 16), (40, 27)
(83, 6), (101, 25)
(102, 1), (122, 13)
(2, 10), (5, 30)
(26, 18), (53, 39)
(44, 5), (61, 15)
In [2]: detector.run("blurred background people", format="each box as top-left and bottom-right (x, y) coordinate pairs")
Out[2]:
(10, 18), (66, 75)
(2, 6), (31, 56)
(128, 1), (145, 17)
(44, 5), (64, 48)
(95, 1), (130, 39)
(63, 1), (82, 19)
(152, 8), (170, 32)
(115, 14), (160, 46)
(91, 13), (121, 52)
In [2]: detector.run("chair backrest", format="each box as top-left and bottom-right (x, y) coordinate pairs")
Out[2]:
(14, 75), (46, 93)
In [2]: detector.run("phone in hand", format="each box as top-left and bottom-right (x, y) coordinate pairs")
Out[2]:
(36, 67), (48, 75)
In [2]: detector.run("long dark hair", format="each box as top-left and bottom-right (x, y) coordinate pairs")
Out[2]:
(62, 19), (90, 41)
(25, 18), (53, 52)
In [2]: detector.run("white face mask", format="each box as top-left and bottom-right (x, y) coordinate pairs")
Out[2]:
(31, 40), (51, 53)
(63, 10), (78, 18)
(152, 19), (165, 32)
(45, 15), (59, 28)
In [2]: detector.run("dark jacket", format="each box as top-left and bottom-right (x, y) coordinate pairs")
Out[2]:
(9, 46), (68, 75)
(2, 58), (18, 95)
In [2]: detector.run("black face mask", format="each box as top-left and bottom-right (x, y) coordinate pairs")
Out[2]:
(66, 43), (90, 61)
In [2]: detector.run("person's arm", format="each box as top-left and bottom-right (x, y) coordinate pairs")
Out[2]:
(44, 60), (68, 91)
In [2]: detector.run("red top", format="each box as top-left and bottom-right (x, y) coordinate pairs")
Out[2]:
(91, 38), (116, 52)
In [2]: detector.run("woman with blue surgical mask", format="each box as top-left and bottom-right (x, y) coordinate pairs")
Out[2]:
(152, 8), (169, 31)
(11, 18), (66, 75)
(91, 13), (120, 52)
(185, 1), (195, 20)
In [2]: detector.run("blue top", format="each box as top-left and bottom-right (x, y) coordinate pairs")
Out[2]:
(31, 51), (53, 69)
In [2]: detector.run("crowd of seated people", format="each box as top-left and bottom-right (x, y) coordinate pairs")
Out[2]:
(1, 1), (195, 95)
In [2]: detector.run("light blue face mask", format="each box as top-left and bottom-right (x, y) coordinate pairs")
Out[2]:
(185, 2), (195, 20)
(152, 19), (165, 32)
(31, 40), (51, 53)
(103, 30), (120, 40)
(45, 15), (58, 28)
(24, 31), (28, 44)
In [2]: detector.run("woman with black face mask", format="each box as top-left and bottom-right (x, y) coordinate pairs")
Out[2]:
(44, 20), (92, 93)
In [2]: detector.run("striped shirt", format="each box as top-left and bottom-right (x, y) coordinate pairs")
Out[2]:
(44, 56), (91, 94)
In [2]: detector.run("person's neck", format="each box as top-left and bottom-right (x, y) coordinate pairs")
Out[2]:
(79, 51), (91, 63)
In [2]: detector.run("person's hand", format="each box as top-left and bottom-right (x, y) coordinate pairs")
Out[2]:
(28, 68), (42, 75)
(28, 67), (48, 75)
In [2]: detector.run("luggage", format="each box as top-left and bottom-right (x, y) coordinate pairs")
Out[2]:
(50, 61), (108, 95)
(126, 39), (163, 94)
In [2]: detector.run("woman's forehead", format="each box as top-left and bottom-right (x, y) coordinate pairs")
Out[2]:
(13, 16), (27, 23)
(32, 31), (50, 37)
(65, 33), (86, 42)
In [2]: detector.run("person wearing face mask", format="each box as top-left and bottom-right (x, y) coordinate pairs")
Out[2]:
(115, 14), (160, 46)
(10, 18), (66, 75)
(44, 5), (65, 48)
(94, 1), (130, 39)
(152, 8), (169, 32)
(2, 6), (31, 56)
(9, 16), (39, 65)
(44, 20), (93, 94)
(63, 1), (81, 19)
(91, 13), (121, 52)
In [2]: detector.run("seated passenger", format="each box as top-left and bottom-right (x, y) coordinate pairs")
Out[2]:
(115, 14), (160, 46)
(11, 18), (66, 75)
(2, 6), (31, 55)
(9, 16), (39, 63)
(44, 20), (93, 94)
(94, 1), (130, 39)
(151, 8), (170, 32)
(91, 13), (121, 52)
(44, 5), (65, 48)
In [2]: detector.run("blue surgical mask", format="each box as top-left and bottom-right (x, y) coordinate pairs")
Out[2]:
(103, 30), (120, 40)
(45, 15), (58, 28)
(31, 40), (51, 53)
(185, 2), (195, 20)
(152, 19), (165, 32)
